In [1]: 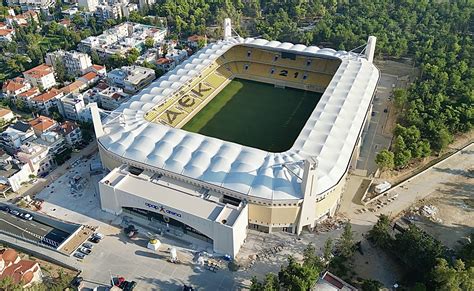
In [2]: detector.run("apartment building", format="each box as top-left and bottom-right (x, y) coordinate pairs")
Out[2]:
(107, 65), (155, 94)
(29, 88), (63, 115)
(2, 77), (31, 99)
(57, 93), (86, 121)
(45, 50), (93, 77)
(0, 150), (32, 192)
(55, 121), (82, 146)
(97, 86), (129, 110)
(23, 64), (56, 91)
(0, 121), (35, 153)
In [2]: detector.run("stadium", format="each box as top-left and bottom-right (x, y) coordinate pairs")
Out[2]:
(93, 21), (380, 256)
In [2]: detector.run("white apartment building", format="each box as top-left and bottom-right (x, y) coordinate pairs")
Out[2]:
(138, 0), (155, 11)
(107, 65), (155, 94)
(94, 4), (122, 21)
(0, 151), (32, 192)
(55, 121), (82, 146)
(57, 93), (86, 121)
(16, 142), (52, 176)
(78, 0), (98, 12)
(0, 109), (16, 123)
(10, 0), (55, 11)
(97, 86), (129, 110)
(29, 88), (63, 116)
(23, 64), (56, 91)
(0, 121), (34, 153)
(2, 77), (31, 99)
(45, 50), (93, 77)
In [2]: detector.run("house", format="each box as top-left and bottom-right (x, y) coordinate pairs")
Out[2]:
(29, 115), (58, 137)
(16, 142), (52, 176)
(79, 72), (100, 86)
(30, 88), (63, 115)
(82, 82), (108, 105)
(86, 64), (107, 76)
(0, 28), (15, 42)
(97, 86), (129, 110)
(78, 0), (98, 12)
(2, 77), (32, 99)
(187, 34), (207, 48)
(60, 80), (87, 95)
(0, 121), (35, 153)
(23, 64), (57, 91)
(17, 87), (40, 103)
(155, 57), (175, 72)
(313, 271), (357, 291)
(107, 65), (155, 94)
(56, 121), (82, 146)
(0, 108), (16, 123)
(0, 249), (43, 288)
(57, 93), (85, 121)
(0, 150), (32, 192)
(5, 10), (39, 27)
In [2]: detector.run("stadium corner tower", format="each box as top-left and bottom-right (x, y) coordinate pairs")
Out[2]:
(93, 19), (379, 257)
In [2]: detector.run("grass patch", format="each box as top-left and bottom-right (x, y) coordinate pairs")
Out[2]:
(182, 78), (321, 152)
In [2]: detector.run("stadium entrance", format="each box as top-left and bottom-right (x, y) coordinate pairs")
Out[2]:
(123, 207), (213, 243)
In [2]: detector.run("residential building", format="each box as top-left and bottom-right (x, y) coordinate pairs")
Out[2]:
(94, 4), (122, 21)
(121, 3), (138, 18)
(4, 10), (38, 26)
(0, 28), (15, 42)
(107, 65), (155, 94)
(33, 131), (67, 157)
(55, 121), (82, 146)
(155, 57), (175, 72)
(58, 18), (71, 28)
(23, 64), (56, 91)
(29, 115), (58, 137)
(79, 22), (167, 59)
(17, 87), (40, 103)
(82, 82), (109, 104)
(79, 72), (100, 86)
(165, 48), (188, 64)
(0, 150), (32, 192)
(187, 34), (207, 48)
(85, 64), (107, 76)
(60, 80), (87, 95)
(8, 0), (55, 12)
(78, 0), (98, 12)
(0, 249), (43, 288)
(57, 93), (86, 121)
(45, 50), (93, 77)
(0, 121), (35, 153)
(138, 0), (155, 11)
(2, 77), (31, 99)
(0, 108), (16, 123)
(61, 7), (79, 16)
(29, 88), (63, 115)
(16, 142), (52, 175)
(97, 86), (129, 110)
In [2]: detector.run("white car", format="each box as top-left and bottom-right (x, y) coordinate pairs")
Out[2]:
(19, 213), (33, 221)
(92, 232), (104, 240)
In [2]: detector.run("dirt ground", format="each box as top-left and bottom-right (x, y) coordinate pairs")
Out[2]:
(403, 168), (474, 249)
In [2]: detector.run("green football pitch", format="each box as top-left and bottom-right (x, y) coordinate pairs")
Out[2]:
(182, 78), (322, 152)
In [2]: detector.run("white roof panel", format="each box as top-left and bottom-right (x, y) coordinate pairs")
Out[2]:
(99, 37), (379, 201)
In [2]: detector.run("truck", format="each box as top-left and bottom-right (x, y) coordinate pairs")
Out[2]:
(374, 181), (391, 194)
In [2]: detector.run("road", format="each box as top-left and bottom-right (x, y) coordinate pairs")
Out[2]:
(344, 143), (474, 227)
(0, 211), (69, 247)
(356, 73), (394, 175)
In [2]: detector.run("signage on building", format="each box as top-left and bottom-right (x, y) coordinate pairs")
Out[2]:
(145, 202), (182, 218)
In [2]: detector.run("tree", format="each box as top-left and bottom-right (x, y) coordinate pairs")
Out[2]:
(262, 273), (279, 291)
(393, 136), (411, 169)
(337, 222), (355, 259)
(278, 256), (319, 291)
(361, 279), (384, 291)
(250, 276), (263, 291)
(144, 37), (155, 48)
(458, 233), (474, 268)
(0, 276), (22, 290)
(432, 258), (474, 291)
(323, 238), (333, 264)
(54, 59), (67, 83)
(91, 50), (101, 65)
(393, 88), (408, 108)
(368, 214), (392, 247)
(375, 149), (394, 171)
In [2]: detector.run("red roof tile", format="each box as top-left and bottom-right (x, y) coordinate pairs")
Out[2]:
(31, 88), (61, 102)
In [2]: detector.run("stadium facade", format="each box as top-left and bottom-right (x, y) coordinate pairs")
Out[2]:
(93, 21), (379, 257)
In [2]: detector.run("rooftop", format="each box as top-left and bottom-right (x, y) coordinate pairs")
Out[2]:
(17, 87), (39, 98)
(0, 28), (14, 36)
(60, 80), (85, 94)
(23, 64), (54, 79)
(2, 77), (28, 93)
(29, 115), (57, 133)
(32, 88), (61, 102)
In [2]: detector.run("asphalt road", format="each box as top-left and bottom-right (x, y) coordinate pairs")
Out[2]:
(0, 211), (69, 247)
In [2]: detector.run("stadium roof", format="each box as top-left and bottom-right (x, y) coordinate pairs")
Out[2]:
(98, 37), (379, 201)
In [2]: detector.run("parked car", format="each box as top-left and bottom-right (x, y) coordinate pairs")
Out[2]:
(92, 232), (104, 240)
(78, 247), (91, 255)
(383, 108), (388, 113)
(82, 242), (94, 249)
(70, 276), (83, 288)
(89, 237), (100, 243)
(9, 209), (20, 216)
(73, 252), (85, 259)
(19, 213), (33, 221)
(120, 280), (137, 291)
